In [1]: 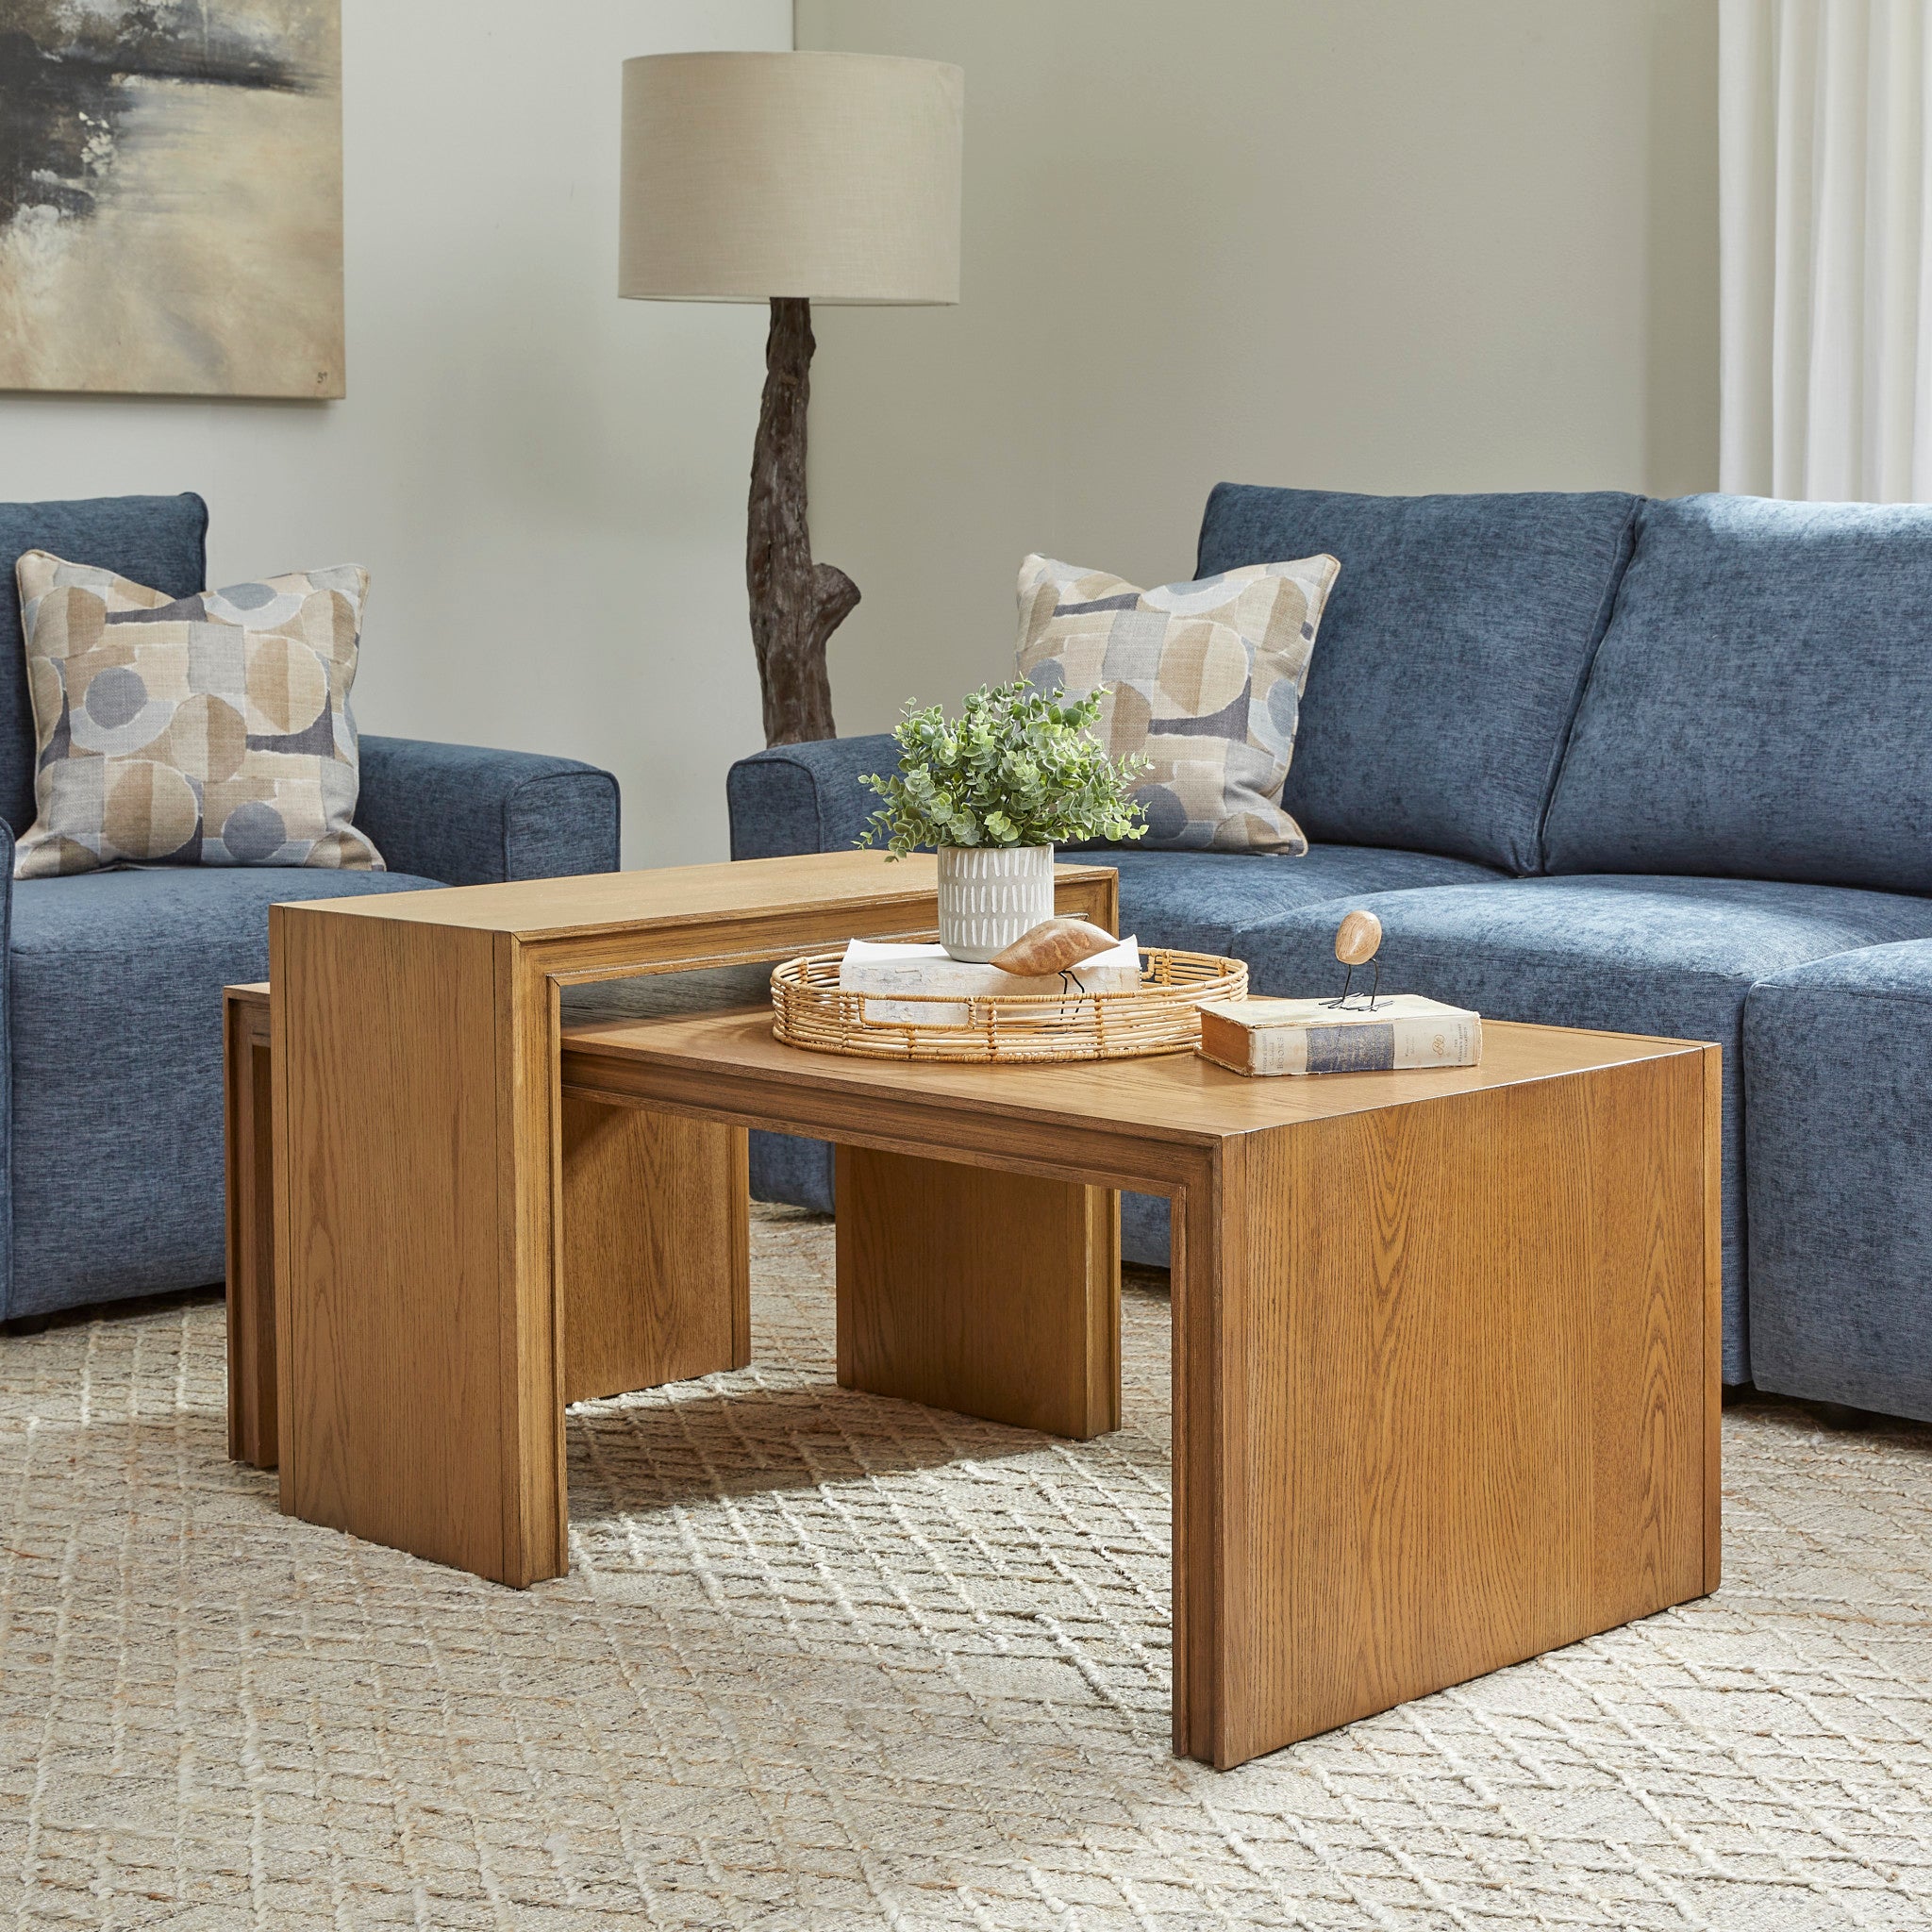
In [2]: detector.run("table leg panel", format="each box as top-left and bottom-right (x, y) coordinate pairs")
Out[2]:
(562, 1104), (750, 1402)
(1198, 1055), (1711, 1768)
(835, 1146), (1121, 1440)
(274, 909), (538, 1584)
(225, 996), (276, 1468)
(1169, 1166), (1221, 1765)
(1583, 1048), (1715, 1626)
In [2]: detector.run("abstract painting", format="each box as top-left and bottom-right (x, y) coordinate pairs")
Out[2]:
(0, 0), (342, 398)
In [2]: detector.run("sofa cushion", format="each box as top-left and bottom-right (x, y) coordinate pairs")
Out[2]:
(0, 494), (208, 838)
(1108, 844), (1503, 958)
(1545, 494), (1932, 893)
(13, 551), (382, 877)
(4, 865), (438, 1319)
(1744, 943), (1932, 1421)
(1228, 874), (1932, 1385)
(1195, 485), (1639, 872)
(1015, 551), (1340, 853)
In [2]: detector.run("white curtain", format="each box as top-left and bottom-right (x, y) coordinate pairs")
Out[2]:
(1721, 0), (1932, 500)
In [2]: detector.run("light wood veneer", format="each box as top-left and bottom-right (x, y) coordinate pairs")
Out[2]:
(836, 1147), (1121, 1439)
(233, 977), (758, 1450)
(559, 1103), (749, 1404)
(224, 987), (276, 1467)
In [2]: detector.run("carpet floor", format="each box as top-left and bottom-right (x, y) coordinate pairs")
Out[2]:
(2, 1207), (1930, 1931)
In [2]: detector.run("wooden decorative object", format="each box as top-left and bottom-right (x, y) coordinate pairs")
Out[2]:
(1334, 908), (1382, 966)
(1327, 907), (1388, 1008)
(747, 298), (859, 745)
(989, 915), (1120, 976)
(771, 945), (1246, 1063)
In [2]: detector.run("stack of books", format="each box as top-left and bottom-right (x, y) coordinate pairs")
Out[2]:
(838, 937), (1142, 1026)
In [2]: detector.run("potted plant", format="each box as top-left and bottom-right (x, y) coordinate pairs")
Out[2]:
(858, 679), (1148, 961)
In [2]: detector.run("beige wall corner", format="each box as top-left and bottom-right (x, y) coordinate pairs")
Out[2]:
(795, 0), (1720, 735)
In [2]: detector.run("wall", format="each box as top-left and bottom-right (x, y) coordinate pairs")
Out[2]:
(796, 0), (1722, 734)
(0, 0), (791, 867)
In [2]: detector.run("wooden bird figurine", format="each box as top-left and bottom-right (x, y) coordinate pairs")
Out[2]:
(1335, 909), (1381, 966)
(990, 915), (1119, 976)
(1326, 909), (1383, 1008)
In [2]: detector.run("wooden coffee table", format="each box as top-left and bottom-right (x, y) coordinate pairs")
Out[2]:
(243, 881), (1719, 1769)
(555, 1008), (1721, 1770)
(258, 854), (1118, 1576)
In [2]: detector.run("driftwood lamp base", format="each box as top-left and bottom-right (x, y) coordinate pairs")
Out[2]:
(747, 296), (859, 745)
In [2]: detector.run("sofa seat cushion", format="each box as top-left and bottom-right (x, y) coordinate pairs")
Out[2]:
(5, 866), (439, 1319)
(1744, 943), (1932, 1421)
(1195, 484), (1639, 872)
(1545, 494), (1932, 893)
(1107, 844), (1504, 958)
(1229, 875), (1932, 1384)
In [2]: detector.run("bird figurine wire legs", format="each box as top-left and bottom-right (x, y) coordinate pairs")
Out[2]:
(1322, 908), (1384, 1011)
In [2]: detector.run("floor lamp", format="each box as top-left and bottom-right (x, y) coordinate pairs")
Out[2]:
(619, 51), (963, 745)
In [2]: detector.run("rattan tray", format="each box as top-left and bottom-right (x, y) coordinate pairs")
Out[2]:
(770, 946), (1248, 1063)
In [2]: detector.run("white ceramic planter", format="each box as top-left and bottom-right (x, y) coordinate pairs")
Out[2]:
(936, 844), (1056, 962)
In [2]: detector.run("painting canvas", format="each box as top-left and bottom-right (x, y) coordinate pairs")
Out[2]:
(0, 0), (342, 397)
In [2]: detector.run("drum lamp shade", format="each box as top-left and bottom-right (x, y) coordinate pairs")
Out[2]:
(619, 51), (963, 306)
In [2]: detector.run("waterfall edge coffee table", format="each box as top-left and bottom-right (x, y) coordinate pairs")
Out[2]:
(242, 855), (1118, 1557)
(240, 853), (1719, 1771)
(553, 1008), (1721, 1770)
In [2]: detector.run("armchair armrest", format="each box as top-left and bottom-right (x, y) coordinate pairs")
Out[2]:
(725, 733), (898, 859)
(356, 736), (620, 886)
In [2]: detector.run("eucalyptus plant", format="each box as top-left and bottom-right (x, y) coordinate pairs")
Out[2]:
(858, 679), (1149, 858)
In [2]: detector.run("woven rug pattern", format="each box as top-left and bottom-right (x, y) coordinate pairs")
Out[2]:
(3, 1207), (1931, 1930)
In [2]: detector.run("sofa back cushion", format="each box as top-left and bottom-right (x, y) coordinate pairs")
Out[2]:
(1543, 494), (1932, 893)
(1196, 485), (1640, 872)
(0, 494), (208, 836)
(1016, 550), (1341, 854)
(12, 550), (383, 878)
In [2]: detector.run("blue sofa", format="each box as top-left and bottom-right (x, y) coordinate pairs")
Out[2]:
(1, 493), (621, 1323)
(728, 484), (1932, 1424)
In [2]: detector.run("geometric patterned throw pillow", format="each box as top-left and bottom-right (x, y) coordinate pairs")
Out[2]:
(11, 551), (384, 879)
(1016, 550), (1341, 854)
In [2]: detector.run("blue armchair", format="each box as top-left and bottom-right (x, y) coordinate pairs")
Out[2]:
(0, 493), (621, 1322)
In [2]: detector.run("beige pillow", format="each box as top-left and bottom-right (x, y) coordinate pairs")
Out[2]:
(1016, 551), (1340, 854)
(12, 551), (383, 879)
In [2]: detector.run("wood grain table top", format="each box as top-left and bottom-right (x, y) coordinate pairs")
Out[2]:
(277, 851), (1118, 941)
(558, 1008), (1713, 1147)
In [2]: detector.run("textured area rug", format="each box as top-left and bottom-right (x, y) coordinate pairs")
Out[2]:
(3, 1208), (1930, 1931)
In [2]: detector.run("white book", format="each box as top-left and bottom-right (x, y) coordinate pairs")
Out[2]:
(838, 937), (1142, 1026)
(1196, 994), (1481, 1076)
